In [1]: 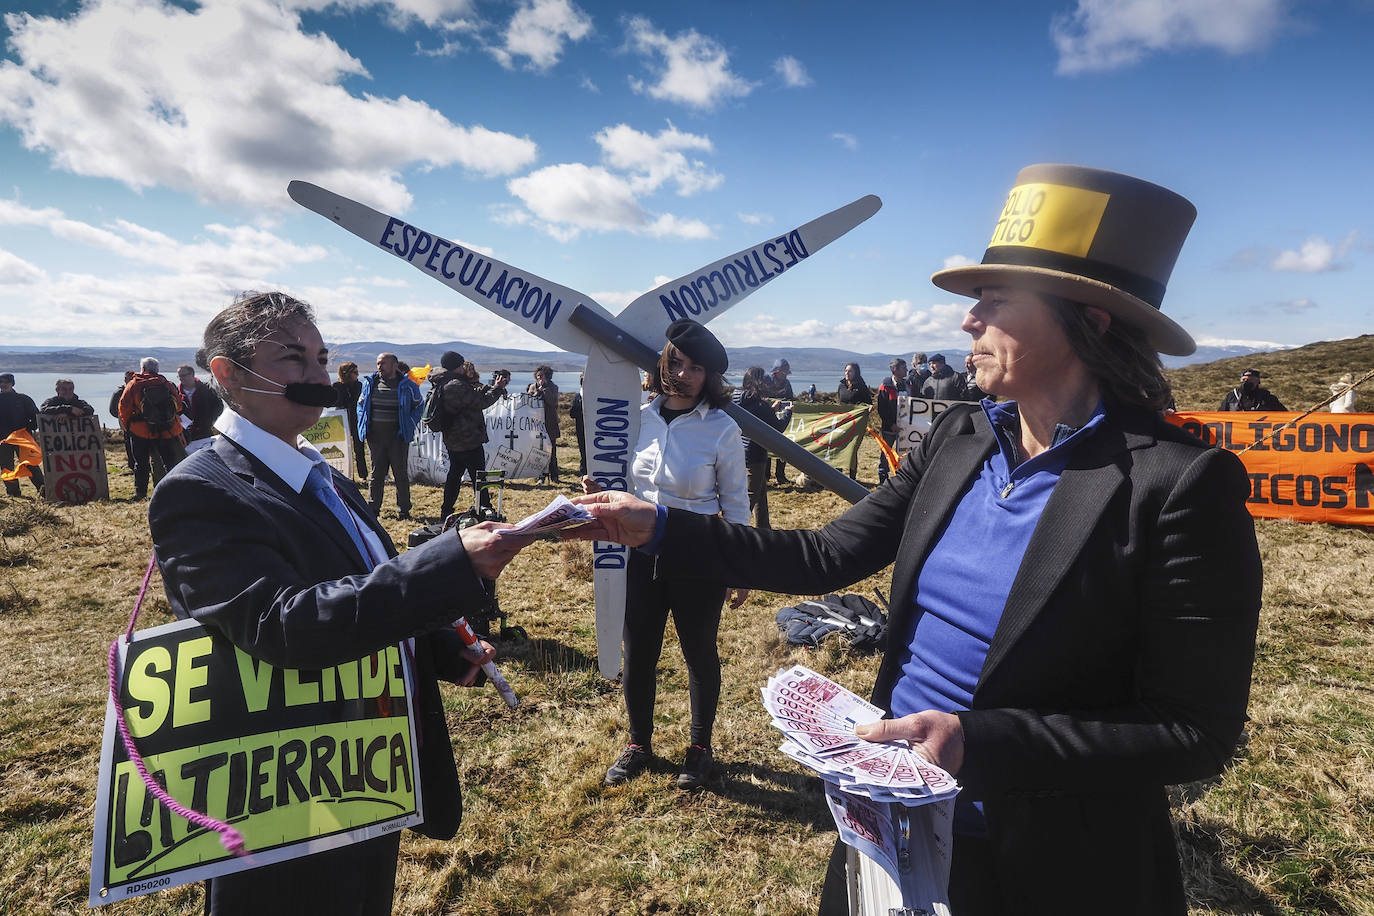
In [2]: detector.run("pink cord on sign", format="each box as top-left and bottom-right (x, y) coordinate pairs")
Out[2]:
(106, 552), (247, 858)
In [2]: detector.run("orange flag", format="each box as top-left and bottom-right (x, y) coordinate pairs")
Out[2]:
(1, 428), (43, 481)
(869, 426), (901, 473)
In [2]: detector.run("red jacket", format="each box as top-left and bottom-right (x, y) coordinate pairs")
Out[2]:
(118, 373), (184, 440)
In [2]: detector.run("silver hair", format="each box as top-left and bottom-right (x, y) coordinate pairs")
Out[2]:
(140, 357), (159, 373)
(197, 291), (315, 409)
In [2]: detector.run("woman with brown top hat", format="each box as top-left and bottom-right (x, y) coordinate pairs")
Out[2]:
(570, 164), (1262, 914)
(584, 318), (750, 791)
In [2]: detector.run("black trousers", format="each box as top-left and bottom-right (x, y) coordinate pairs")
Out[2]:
(442, 446), (490, 514)
(746, 458), (771, 528)
(130, 435), (181, 496)
(205, 831), (401, 915)
(623, 550), (726, 749)
(350, 434), (368, 480)
(1, 440), (44, 496)
(366, 435), (410, 514)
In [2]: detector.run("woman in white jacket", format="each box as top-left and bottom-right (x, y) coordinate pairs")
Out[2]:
(585, 319), (750, 790)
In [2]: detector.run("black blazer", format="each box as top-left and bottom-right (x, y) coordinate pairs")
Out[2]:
(656, 403), (1261, 914)
(150, 435), (491, 841)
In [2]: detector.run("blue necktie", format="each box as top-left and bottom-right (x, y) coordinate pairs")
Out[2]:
(305, 462), (375, 568)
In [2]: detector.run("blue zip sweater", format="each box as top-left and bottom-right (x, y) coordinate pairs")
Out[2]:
(357, 372), (423, 442)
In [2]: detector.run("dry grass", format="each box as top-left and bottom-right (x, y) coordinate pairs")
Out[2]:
(3, 347), (1373, 914)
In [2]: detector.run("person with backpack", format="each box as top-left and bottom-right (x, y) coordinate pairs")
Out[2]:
(118, 356), (185, 499)
(426, 351), (507, 519)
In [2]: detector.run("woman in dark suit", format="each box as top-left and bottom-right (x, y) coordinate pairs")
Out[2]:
(149, 291), (530, 915)
(570, 165), (1262, 915)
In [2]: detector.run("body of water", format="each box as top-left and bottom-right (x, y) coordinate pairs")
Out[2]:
(3, 364), (901, 431)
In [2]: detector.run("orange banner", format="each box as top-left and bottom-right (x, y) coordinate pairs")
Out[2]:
(1169, 411), (1374, 526)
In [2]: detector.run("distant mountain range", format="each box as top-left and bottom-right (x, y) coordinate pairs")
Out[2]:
(0, 339), (1290, 374)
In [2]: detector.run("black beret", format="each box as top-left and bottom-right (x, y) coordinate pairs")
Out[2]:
(665, 319), (728, 375)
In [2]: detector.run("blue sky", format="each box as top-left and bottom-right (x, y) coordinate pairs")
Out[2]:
(1, 0), (1370, 357)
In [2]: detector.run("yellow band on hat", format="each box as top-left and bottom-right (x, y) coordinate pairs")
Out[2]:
(987, 182), (1109, 258)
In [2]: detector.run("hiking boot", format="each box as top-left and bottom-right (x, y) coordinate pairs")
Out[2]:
(676, 745), (713, 790)
(604, 744), (651, 786)
(397, 509), (411, 520)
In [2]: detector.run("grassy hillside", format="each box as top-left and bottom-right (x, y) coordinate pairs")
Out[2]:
(1168, 334), (1374, 413)
(2, 342), (1373, 914)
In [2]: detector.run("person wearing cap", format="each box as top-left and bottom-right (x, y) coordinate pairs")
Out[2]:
(909, 351), (931, 393)
(570, 165), (1261, 914)
(1220, 368), (1286, 411)
(918, 353), (963, 401)
(1, 373), (46, 497)
(584, 318), (749, 791)
(429, 350), (507, 518)
(765, 357), (795, 484)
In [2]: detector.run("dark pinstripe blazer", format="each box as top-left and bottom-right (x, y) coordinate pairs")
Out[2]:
(149, 434), (490, 842)
(657, 403), (1261, 913)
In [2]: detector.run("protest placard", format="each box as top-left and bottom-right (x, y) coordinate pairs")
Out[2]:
(301, 409), (354, 477)
(38, 413), (108, 504)
(90, 618), (421, 906)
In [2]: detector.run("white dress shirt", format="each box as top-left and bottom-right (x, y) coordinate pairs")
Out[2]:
(215, 408), (388, 564)
(631, 398), (750, 525)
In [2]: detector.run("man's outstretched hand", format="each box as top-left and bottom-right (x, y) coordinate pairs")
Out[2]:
(565, 490), (659, 547)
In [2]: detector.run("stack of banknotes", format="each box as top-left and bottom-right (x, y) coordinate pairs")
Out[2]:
(762, 665), (959, 806)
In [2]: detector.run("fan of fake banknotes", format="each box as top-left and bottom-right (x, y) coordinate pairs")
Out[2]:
(763, 665), (960, 806)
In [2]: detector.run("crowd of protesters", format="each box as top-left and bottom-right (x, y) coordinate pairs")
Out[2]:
(1, 343), (1321, 510)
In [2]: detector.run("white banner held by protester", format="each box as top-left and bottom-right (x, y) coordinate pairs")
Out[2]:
(407, 391), (552, 489)
(483, 391), (552, 481)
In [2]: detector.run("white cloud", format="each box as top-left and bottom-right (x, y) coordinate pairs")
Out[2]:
(502, 124), (720, 240)
(595, 123), (722, 196)
(0, 197), (333, 344)
(504, 163), (712, 241)
(490, 0), (593, 71)
(0, 196), (555, 348)
(942, 253), (975, 269)
(624, 16), (755, 110)
(831, 132), (858, 151)
(773, 55), (812, 88)
(0, 249), (46, 286)
(738, 212), (771, 225)
(1270, 234), (1352, 272)
(0, 0), (537, 212)
(340, 275), (411, 288)
(1052, 0), (1287, 74)
(0, 199), (326, 274)
(1193, 334), (1290, 349)
(295, 0), (479, 31)
(712, 300), (972, 352)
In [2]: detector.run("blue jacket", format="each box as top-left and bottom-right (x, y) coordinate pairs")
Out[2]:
(357, 371), (423, 442)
